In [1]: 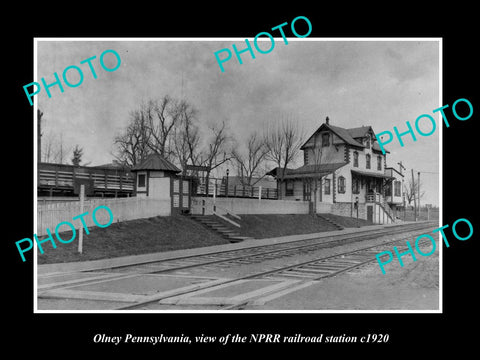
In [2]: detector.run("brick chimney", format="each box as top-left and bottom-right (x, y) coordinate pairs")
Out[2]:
(326, 116), (329, 125)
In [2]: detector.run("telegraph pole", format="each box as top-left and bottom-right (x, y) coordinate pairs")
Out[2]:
(411, 169), (417, 221)
(417, 171), (421, 220)
(37, 109), (43, 163)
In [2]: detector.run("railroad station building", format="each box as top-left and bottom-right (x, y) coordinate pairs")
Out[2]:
(268, 117), (404, 224)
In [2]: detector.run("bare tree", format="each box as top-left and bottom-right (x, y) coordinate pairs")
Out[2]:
(264, 117), (304, 198)
(146, 96), (183, 161)
(231, 132), (268, 186)
(71, 145), (84, 166)
(41, 131), (71, 164)
(41, 132), (54, 163)
(113, 106), (153, 166)
(38, 110), (71, 164)
(404, 177), (425, 208)
(114, 96), (201, 168)
(173, 101), (201, 173)
(304, 135), (333, 212)
(201, 121), (231, 195)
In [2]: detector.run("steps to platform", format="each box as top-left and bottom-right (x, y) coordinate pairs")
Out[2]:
(188, 215), (253, 243)
(316, 214), (345, 230)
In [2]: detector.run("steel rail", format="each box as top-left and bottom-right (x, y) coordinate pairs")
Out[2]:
(115, 226), (436, 310)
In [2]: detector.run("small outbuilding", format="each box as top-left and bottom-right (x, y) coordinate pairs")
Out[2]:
(131, 154), (191, 214)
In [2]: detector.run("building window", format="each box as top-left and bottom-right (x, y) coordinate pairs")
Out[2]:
(353, 151), (359, 167)
(377, 156), (382, 170)
(366, 154), (371, 169)
(338, 176), (346, 193)
(352, 177), (360, 194)
(286, 181), (294, 196)
(138, 174), (146, 188)
(394, 181), (401, 197)
(304, 151), (309, 165)
(324, 178), (331, 195)
(365, 136), (370, 148)
(385, 182), (392, 196)
(322, 133), (330, 147)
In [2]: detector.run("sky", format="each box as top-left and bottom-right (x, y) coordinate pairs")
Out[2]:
(35, 38), (440, 206)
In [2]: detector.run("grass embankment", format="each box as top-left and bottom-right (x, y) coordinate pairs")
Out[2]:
(318, 213), (373, 228)
(37, 213), (374, 265)
(214, 213), (373, 239)
(37, 216), (229, 265)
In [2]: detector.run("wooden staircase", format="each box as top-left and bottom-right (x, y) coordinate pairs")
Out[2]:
(366, 192), (396, 224)
(379, 199), (396, 223)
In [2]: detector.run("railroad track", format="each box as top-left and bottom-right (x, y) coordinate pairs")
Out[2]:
(94, 222), (435, 272)
(115, 222), (436, 310)
(222, 234), (438, 310)
(37, 221), (438, 310)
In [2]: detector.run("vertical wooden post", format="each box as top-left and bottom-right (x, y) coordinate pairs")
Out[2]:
(258, 186), (262, 201)
(104, 170), (108, 190)
(417, 171), (421, 220)
(411, 169), (417, 221)
(78, 184), (85, 254)
(213, 182), (216, 214)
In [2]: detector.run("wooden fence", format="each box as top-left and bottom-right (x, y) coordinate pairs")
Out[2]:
(191, 196), (309, 216)
(37, 197), (170, 236)
(196, 178), (278, 199)
(38, 162), (134, 196)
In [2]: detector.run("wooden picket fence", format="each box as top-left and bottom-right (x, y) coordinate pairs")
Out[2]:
(36, 197), (170, 236)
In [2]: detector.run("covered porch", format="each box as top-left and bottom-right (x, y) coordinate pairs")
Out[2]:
(350, 169), (394, 204)
(275, 163), (347, 203)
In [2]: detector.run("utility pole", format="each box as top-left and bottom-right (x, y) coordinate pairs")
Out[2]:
(417, 171), (421, 220)
(411, 169), (417, 221)
(37, 109), (43, 163)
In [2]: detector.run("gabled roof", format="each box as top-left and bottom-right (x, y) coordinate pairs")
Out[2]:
(372, 141), (388, 153)
(300, 122), (389, 153)
(131, 153), (181, 173)
(327, 124), (365, 147)
(347, 126), (373, 139)
(301, 123), (363, 149)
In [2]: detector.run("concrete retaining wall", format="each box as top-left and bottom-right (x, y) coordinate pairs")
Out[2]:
(315, 202), (333, 213)
(330, 202), (367, 220)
